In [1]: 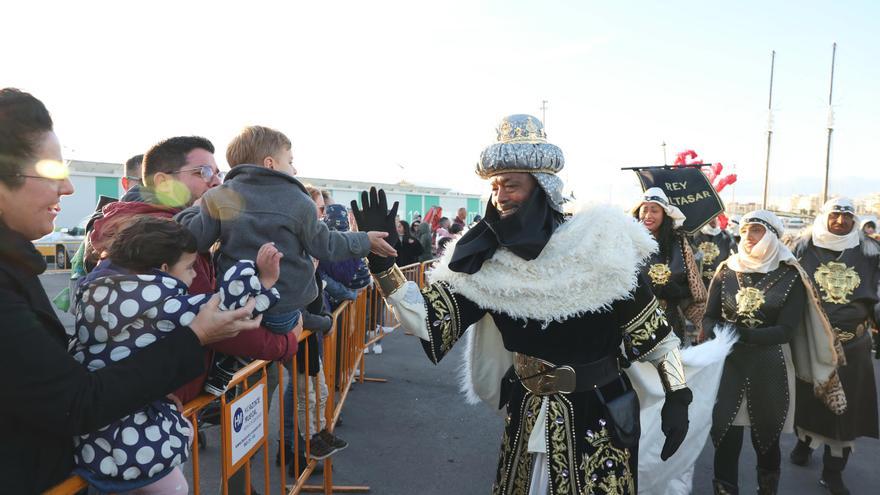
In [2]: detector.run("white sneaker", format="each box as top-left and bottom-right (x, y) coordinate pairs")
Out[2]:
(382, 325), (395, 334)
(363, 346), (370, 354)
(372, 343), (383, 354)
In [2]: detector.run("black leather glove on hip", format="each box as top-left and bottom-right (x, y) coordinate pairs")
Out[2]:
(660, 387), (692, 461)
(351, 187), (399, 273)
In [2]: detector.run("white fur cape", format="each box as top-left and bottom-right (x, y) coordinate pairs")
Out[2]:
(427, 202), (658, 408)
(429, 202), (658, 324)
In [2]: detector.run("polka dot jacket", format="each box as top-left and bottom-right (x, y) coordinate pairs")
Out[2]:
(69, 260), (279, 489)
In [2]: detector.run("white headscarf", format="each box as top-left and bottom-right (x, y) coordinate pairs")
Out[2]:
(811, 197), (860, 252)
(701, 222), (721, 236)
(638, 187), (686, 228)
(727, 210), (795, 274)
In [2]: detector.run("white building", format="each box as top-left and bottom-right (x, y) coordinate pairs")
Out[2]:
(57, 160), (125, 229)
(298, 176), (485, 223)
(56, 160), (485, 229)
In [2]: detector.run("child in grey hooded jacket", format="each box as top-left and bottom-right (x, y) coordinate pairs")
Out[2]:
(175, 126), (395, 334)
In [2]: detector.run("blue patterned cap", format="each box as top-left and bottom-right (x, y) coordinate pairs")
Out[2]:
(477, 114), (566, 212)
(323, 204), (349, 232)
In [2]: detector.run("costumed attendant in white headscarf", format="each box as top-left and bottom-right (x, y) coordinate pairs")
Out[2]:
(693, 215), (738, 288)
(704, 210), (846, 495)
(789, 198), (878, 495)
(634, 188), (707, 343)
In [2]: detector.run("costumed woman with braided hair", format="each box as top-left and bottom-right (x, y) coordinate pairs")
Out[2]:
(704, 211), (846, 494)
(633, 188), (707, 344)
(348, 114), (737, 494)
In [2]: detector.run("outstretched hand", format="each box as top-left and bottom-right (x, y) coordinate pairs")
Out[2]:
(351, 187), (400, 272)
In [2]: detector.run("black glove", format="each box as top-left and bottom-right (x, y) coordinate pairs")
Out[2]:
(351, 187), (399, 273)
(660, 387), (692, 461)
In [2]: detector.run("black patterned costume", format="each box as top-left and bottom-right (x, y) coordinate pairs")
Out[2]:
(692, 229), (737, 287)
(794, 240), (879, 445)
(381, 203), (689, 495)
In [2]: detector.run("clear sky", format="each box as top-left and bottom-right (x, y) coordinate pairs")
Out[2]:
(3, 0), (877, 208)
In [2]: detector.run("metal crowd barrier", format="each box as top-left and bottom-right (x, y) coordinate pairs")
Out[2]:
(45, 261), (437, 495)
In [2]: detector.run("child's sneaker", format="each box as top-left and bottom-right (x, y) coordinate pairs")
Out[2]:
(308, 433), (342, 460)
(372, 342), (383, 354)
(318, 429), (348, 451)
(204, 354), (248, 396)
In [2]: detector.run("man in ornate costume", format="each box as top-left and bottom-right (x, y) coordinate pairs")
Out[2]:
(351, 115), (695, 494)
(789, 198), (879, 495)
(692, 215), (737, 288)
(704, 211), (845, 495)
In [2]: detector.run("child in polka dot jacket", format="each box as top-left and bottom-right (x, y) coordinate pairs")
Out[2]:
(69, 217), (282, 493)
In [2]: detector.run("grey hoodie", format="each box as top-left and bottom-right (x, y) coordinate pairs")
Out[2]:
(175, 165), (370, 313)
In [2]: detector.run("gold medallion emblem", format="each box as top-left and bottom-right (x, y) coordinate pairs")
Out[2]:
(735, 286), (765, 327)
(815, 261), (860, 304)
(648, 263), (672, 286)
(698, 241), (721, 265)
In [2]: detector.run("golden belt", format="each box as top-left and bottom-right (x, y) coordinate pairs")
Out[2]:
(513, 353), (620, 396)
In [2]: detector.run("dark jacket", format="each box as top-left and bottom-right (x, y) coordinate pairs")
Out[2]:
(417, 222), (434, 262)
(0, 222), (206, 494)
(395, 235), (424, 267)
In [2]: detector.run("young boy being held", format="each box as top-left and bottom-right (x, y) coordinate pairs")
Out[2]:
(176, 126), (396, 334)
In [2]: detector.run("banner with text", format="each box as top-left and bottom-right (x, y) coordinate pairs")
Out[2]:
(635, 166), (724, 234)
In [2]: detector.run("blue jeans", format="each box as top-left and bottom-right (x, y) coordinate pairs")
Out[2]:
(263, 309), (302, 334)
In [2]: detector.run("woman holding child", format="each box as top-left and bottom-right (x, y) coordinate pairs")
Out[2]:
(0, 88), (260, 494)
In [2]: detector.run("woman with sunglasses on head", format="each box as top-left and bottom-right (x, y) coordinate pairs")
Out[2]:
(0, 88), (261, 494)
(704, 211), (844, 494)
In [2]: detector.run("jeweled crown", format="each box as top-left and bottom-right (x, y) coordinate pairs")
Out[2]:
(496, 114), (548, 144)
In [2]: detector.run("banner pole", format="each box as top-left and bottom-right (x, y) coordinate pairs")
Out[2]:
(822, 42), (837, 204)
(762, 50), (776, 209)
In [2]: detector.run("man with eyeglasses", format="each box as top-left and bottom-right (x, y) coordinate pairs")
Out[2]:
(120, 153), (144, 194)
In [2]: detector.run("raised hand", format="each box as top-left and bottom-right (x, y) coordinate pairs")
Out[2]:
(351, 187), (400, 272)
(256, 242), (283, 289)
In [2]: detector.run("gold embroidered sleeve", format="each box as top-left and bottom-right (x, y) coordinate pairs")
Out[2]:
(418, 281), (479, 364)
(621, 296), (673, 361)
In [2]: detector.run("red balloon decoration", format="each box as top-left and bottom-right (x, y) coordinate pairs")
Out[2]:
(671, 149), (738, 229)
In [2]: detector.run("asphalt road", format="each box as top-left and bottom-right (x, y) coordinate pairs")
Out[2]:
(39, 272), (879, 494)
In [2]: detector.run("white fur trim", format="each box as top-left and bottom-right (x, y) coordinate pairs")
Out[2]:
(457, 315), (512, 414)
(430, 202), (658, 324)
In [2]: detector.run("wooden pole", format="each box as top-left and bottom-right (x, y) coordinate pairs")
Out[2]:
(762, 50), (776, 209)
(822, 42), (837, 204)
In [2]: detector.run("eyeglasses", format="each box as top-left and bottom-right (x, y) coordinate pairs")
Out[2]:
(0, 173), (70, 190)
(171, 165), (225, 182)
